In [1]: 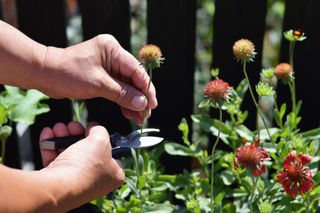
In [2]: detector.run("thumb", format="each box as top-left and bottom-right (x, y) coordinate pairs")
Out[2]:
(86, 123), (110, 144)
(106, 79), (148, 111)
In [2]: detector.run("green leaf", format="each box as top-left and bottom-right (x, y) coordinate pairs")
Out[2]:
(220, 170), (235, 186)
(279, 103), (286, 118)
(222, 203), (236, 213)
(0, 125), (12, 143)
(178, 118), (190, 145)
(236, 79), (249, 99)
(138, 176), (147, 189)
(1, 87), (50, 124)
(198, 99), (210, 109)
(164, 142), (196, 157)
(0, 104), (7, 125)
(142, 202), (175, 213)
(211, 68), (220, 77)
(235, 125), (253, 140)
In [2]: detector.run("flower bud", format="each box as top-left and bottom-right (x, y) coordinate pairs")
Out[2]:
(274, 63), (293, 81)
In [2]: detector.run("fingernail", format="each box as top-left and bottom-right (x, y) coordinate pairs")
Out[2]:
(131, 95), (146, 110)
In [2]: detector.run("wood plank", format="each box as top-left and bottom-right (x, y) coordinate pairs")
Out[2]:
(279, 0), (320, 130)
(16, 0), (71, 169)
(78, 0), (132, 134)
(147, 0), (196, 173)
(212, 0), (268, 130)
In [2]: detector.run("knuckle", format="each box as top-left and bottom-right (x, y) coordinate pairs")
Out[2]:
(116, 84), (131, 106)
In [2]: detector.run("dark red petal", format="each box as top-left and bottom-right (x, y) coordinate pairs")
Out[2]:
(299, 178), (313, 194)
(298, 153), (312, 166)
(288, 183), (299, 197)
(255, 139), (260, 147)
(253, 164), (266, 176)
(283, 151), (296, 168)
(277, 171), (288, 182)
(242, 138), (246, 146)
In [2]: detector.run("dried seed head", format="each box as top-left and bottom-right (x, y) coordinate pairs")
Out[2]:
(233, 39), (257, 63)
(139, 44), (164, 70)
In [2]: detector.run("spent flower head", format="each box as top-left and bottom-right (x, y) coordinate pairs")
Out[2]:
(139, 44), (165, 70)
(234, 139), (271, 176)
(275, 63), (294, 82)
(233, 39), (257, 63)
(203, 78), (232, 106)
(284, 29), (307, 42)
(277, 151), (313, 197)
(256, 82), (275, 97)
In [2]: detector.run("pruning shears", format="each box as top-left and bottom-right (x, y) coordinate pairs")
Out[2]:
(40, 128), (164, 158)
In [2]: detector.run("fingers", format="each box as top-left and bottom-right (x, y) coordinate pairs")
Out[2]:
(121, 107), (151, 126)
(85, 122), (110, 145)
(39, 127), (56, 167)
(40, 121), (85, 167)
(107, 45), (158, 111)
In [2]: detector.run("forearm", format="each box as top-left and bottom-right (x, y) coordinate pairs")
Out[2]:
(0, 164), (83, 213)
(0, 20), (47, 89)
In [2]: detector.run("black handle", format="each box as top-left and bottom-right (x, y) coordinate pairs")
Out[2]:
(40, 135), (132, 159)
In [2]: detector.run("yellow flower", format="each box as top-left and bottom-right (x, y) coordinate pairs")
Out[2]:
(232, 39), (256, 63)
(139, 44), (164, 70)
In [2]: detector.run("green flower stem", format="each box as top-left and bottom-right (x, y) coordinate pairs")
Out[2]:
(242, 63), (272, 141)
(249, 176), (258, 213)
(210, 105), (222, 213)
(137, 68), (153, 205)
(273, 95), (283, 129)
(288, 81), (296, 114)
(289, 41), (297, 114)
(0, 139), (5, 164)
(71, 99), (81, 122)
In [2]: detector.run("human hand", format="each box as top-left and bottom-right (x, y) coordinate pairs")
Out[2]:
(39, 121), (124, 210)
(39, 35), (157, 125)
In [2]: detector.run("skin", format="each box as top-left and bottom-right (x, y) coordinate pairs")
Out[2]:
(0, 20), (157, 212)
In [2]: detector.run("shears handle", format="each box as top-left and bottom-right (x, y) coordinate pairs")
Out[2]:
(40, 135), (131, 159)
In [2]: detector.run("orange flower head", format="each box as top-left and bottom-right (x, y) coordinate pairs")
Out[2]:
(203, 79), (231, 105)
(139, 44), (164, 70)
(232, 39), (256, 62)
(234, 139), (270, 176)
(277, 151), (313, 197)
(275, 63), (293, 81)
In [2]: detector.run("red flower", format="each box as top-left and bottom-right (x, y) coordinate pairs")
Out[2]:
(274, 63), (293, 80)
(277, 151), (313, 197)
(234, 139), (270, 176)
(203, 79), (231, 105)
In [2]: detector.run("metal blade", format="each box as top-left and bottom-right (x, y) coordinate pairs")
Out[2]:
(115, 136), (163, 148)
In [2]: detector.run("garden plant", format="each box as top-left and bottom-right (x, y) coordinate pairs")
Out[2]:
(1, 29), (320, 212)
(94, 29), (320, 213)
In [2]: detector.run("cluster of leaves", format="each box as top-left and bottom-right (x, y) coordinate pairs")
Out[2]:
(0, 86), (49, 162)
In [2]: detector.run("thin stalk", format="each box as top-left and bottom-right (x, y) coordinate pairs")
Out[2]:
(210, 106), (222, 213)
(306, 194), (311, 213)
(242, 63), (272, 141)
(289, 41), (297, 114)
(72, 99), (81, 122)
(137, 68), (153, 205)
(249, 176), (258, 213)
(288, 81), (296, 114)
(273, 95), (283, 129)
(1, 139), (5, 164)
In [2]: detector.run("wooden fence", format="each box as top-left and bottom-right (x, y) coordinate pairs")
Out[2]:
(1, 0), (320, 173)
